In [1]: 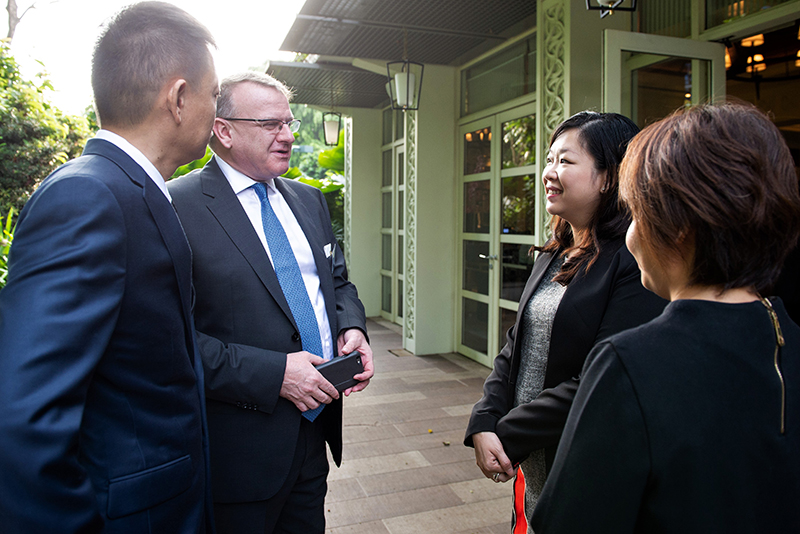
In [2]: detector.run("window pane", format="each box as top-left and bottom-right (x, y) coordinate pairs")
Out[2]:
(464, 180), (490, 233)
(397, 279), (404, 319)
(398, 234), (404, 275)
(382, 276), (392, 313)
(704, 0), (790, 32)
(501, 175), (536, 235)
(382, 150), (392, 187)
(462, 298), (488, 354)
(382, 234), (392, 271)
(631, 56), (696, 127)
(382, 108), (392, 145)
(501, 243), (535, 302)
(463, 240), (490, 295)
(640, 0), (690, 37)
(398, 191), (405, 230)
(382, 193), (392, 228)
(461, 36), (536, 116)
(398, 153), (405, 186)
(395, 109), (404, 140)
(502, 115), (536, 169)
(464, 127), (491, 175)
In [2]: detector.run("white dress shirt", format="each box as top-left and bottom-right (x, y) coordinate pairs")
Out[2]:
(95, 130), (172, 202)
(215, 156), (333, 361)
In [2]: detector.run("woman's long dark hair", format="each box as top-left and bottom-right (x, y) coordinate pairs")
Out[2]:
(536, 111), (639, 285)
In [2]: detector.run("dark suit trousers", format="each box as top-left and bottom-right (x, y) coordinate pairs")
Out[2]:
(213, 417), (329, 534)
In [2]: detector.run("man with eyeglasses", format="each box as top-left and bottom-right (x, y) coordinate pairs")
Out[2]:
(168, 71), (373, 534)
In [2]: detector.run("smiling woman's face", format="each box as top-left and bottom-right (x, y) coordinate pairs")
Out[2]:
(542, 129), (606, 234)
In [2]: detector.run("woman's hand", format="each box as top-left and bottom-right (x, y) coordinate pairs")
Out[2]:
(472, 431), (515, 483)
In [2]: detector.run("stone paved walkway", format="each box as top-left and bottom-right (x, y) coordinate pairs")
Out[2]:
(325, 318), (512, 534)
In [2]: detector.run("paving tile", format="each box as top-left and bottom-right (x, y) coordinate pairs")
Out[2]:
(394, 414), (471, 437)
(344, 391), (427, 407)
(449, 478), (512, 504)
(382, 497), (509, 534)
(400, 371), (479, 384)
(329, 451), (431, 481)
(357, 460), (483, 497)
(484, 522), (513, 534)
(326, 485), (464, 529)
(326, 520), (390, 534)
(419, 442), (475, 465)
(442, 403), (479, 417)
(326, 478), (367, 503)
(342, 428), (468, 461)
(341, 423), (404, 444)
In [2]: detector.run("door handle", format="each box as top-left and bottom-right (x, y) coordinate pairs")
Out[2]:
(478, 254), (498, 260)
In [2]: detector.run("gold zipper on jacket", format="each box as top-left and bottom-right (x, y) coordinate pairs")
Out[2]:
(760, 297), (786, 434)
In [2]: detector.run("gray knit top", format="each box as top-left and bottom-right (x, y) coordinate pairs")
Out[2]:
(513, 255), (567, 527)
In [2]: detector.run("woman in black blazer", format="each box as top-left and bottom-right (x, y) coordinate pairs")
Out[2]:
(465, 112), (665, 528)
(532, 102), (800, 533)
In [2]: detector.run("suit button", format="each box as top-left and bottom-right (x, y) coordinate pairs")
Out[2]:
(292, 332), (301, 342)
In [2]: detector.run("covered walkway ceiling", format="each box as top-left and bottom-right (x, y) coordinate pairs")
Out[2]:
(271, 0), (537, 109)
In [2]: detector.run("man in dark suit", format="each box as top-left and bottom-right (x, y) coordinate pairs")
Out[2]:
(0, 3), (219, 532)
(168, 71), (373, 534)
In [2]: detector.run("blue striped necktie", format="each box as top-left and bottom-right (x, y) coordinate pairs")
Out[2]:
(252, 182), (326, 422)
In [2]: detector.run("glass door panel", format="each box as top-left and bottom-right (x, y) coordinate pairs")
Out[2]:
(464, 180), (491, 233)
(458, 103), (538, 365)
(462, 240), (491, 295)
(501, 175), (536, 235)
(500, 243), (535, 302)
(604, 29), (726, 123)
(462, 298), (489, 354)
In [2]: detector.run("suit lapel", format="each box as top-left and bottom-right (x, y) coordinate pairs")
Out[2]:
(276, 178), (337, 335)
(200, 161), (297, 330)
(142, 178), (195, 327)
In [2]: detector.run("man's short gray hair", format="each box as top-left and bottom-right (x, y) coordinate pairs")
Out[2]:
(216, 71), (294, 118)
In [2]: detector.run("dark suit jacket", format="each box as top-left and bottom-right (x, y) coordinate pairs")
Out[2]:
(532, 298), (800, 533)
(168, 157), (367, 503)
(0, 139), (212, 533)
(465, 238), (666, 470)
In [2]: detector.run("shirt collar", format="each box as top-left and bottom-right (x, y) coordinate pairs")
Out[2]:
(214, 155), (277, 194)
(95, 129), (172, 202)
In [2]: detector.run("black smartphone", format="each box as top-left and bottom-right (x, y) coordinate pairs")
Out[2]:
(316, 351), (364, 392)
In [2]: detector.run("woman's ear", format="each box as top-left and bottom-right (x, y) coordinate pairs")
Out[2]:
(598, 170), (609, 193)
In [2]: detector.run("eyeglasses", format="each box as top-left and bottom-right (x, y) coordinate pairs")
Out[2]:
(220, 118), (301, 133)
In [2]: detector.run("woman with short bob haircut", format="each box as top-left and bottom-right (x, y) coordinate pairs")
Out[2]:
(465, 112), (665, 530)
(532, 101), (800, 533)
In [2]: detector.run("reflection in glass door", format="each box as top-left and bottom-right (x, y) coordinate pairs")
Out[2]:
(457, 104), (539, 366)
(604, 29), (725, 126)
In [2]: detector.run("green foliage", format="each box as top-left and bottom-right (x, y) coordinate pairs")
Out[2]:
(0, 208), (15, 290)
(318, 129), (345, 173)
(171, 146), (213, 179)
(0, 40), (95, 219)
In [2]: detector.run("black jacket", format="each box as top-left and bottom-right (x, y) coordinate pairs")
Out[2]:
(533, 298), (800, 533)
(465, 238), (666, 470)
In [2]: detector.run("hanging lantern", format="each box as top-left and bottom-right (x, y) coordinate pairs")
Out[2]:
(585, 0), (637, 18)
(322, 111), (341, 146)
(386, 60), (424, 111)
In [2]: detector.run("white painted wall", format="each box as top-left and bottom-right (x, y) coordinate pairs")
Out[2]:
(344, 107), (383, 317)
(407, 64), (458, 355)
